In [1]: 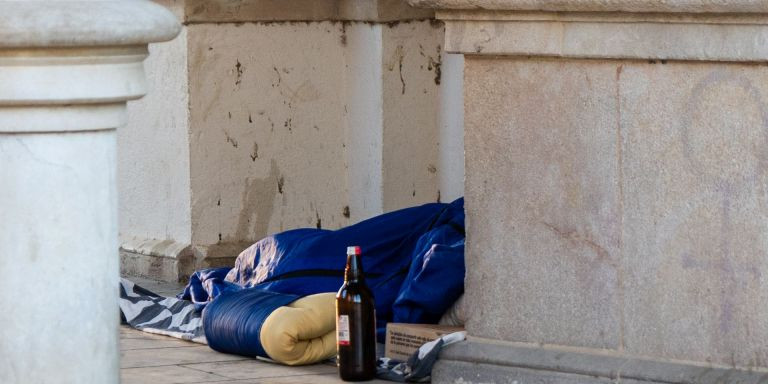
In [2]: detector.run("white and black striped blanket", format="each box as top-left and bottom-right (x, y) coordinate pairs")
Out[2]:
(119, 278), (206, 344)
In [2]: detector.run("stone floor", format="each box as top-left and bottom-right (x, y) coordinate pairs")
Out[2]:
(120, 276), (389, 384)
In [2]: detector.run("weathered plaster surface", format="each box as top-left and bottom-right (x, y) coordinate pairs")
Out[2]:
(187, 22), (350, 248)
(344, 23), (385, 222)
(120, 27), (192, 246)
(382, 21), (445, 210)
(186, 21), (449, 251)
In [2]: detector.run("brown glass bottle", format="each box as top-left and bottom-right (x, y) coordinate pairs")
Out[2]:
(336, 246), (377, 381)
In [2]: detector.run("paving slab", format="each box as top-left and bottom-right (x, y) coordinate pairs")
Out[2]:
(121, 344), (248, 369)
(181, 359), (337, 380)
(120, 336), (200, 351)
(206, 374), (391, 383)
(121, 365), (231, 384)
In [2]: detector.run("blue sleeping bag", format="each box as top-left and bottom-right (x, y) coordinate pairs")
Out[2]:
(202, 289), (299, 359)
(180, 198), (465, 346)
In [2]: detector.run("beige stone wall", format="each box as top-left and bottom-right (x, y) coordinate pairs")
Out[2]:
(187, 20), (448, 256)
(187, 22), (351, 248)
(119, 27), (192, 246)
(381, 21), (445, 210)
(120, 1), (463, 279)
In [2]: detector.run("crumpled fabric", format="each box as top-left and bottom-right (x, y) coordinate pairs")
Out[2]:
(376, 331), (467, 382)
(180, 267), (241, 312)
(119, 278), (206, 343)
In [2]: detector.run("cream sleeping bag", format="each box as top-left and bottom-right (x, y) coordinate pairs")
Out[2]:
(260, 293), (337, 365)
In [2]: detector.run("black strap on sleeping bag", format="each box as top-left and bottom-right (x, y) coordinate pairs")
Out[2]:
(255, 269), (382, 285)
(255, 267), (409, 290)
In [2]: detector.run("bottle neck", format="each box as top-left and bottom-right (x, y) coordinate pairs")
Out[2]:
(344, 253), (365, 283)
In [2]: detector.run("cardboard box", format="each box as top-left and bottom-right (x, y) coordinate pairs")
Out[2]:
(385, 323), (464, 361)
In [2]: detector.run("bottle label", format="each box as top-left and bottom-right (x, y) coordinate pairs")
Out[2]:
(337, 315), (350, 346)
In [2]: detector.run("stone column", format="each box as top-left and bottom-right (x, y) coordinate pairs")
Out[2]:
(0, 2), (178, 383)
(409, 0), (768, 382)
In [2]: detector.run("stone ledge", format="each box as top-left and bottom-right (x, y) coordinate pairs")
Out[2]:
(120, 237), (193, 259)
(435, 10), (768, 24)
(119, 238), (248, 282)
(434, 361), (630, 384)
(160, 0), (434, 23)
(434, 337), (768, 384)
(408, 0), (768, 14)
(120, 248), (191, 284)
(441, 18), (768, 61)
(120, 238), (194, 282)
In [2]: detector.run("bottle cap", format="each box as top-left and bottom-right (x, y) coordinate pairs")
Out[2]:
(346, 246), (361, 255)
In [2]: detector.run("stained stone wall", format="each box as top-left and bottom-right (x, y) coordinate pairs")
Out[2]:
(120, 0), (465, 281)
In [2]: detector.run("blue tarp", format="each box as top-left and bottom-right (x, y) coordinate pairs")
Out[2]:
(180, 198), (465, 342)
